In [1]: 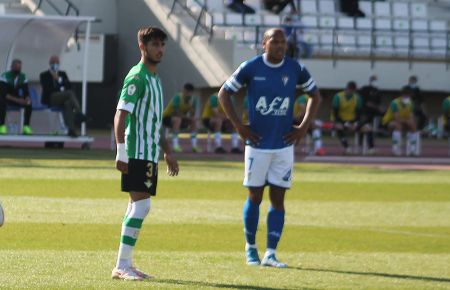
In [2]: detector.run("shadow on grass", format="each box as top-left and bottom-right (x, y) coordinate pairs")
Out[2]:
(294, 266), (450, 283)
(152, 278), (318, 290)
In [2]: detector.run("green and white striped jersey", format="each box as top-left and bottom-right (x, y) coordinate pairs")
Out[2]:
(117, 62), (164, 162)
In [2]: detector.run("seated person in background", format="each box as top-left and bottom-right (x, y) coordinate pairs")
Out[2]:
(294, 94), (325, 155)
(225, 0), (255, 14)
(382, 86), (419, 156)
(163, 83), (201, 153)
(263, 0), (297, 14)
(283, 15), (313, 59)
(202, 93), (242, 154)
(405, 75), (427, 131)
(442, 95), (450, 136)
(358, 75), (384, 155)
(339, 0), (365, 17)
(40, 55), (87, 137)
(0, 59), (33, 135)
(331, 81), (363, 155)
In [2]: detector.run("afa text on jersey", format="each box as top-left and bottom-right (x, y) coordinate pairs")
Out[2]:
(255, 96), (290, 116)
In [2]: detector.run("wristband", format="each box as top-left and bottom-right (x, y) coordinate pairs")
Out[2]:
(116, 143), (128, 163)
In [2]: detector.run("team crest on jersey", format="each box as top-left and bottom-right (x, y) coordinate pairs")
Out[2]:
(282, 75), (289, 86)
(255, 96), (290, 116)
(128, 84), (136, 96)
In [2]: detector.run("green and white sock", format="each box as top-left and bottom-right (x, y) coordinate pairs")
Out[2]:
(116, 198), (151, 269)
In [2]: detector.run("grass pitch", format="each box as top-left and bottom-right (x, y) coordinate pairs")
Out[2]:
(0, 148), (450, 289)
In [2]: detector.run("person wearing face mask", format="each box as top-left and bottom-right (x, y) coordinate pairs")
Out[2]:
(331, 81), (363, 155)
(39, 55), (88, 137)
(358, 75), (384, 154)
(0, 59), (33, 135)
(382, 86), (419, 156)
(406, 75), (427, 131)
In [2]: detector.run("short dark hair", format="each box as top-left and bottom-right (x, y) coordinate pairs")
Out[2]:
(137, 27), (167, 45)
(347, 81), (357, 90)
(401, 85), (413, 96)
(184, 83), (194, 91)
(11, 59), (22, 65)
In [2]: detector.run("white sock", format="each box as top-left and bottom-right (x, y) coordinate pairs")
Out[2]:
(392, 130), (401, 152)
(245, 243), (257, 250)
(407, 132), (414, 153)
(116, 198), (151, 269)
(172, 135), (179, 148)
(231, 133), (239, 148)
(214, 132), (222, 147)
(312, 129), (322, 151)
(414, 132), (420, 155)
(265, 248), (276, 257)
(191, 133), (197, 148)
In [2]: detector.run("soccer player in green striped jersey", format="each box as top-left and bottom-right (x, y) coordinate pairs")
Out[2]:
(112, 27), (179, 281)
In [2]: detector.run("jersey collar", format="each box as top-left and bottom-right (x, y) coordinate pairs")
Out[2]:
(262, 53), (284, 68)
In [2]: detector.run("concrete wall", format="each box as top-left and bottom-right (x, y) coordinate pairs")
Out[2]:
(116, 0), (209, 102)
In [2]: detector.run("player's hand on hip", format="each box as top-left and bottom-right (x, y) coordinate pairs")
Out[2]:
(116, 160), (128, 174)
(284, 124), (308, 146)
(164, 153), (179, 177)
(237, 124), (260, 146)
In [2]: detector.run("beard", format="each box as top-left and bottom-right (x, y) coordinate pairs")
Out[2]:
(144, 48), (162, 65)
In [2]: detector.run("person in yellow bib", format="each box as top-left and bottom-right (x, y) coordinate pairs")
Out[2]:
(331, 81), (363, 154)
(202, 93), (242, 154)
(382, 86), (419, 156)
(294, 94), (325, 155)
(163, 83), (200, 153)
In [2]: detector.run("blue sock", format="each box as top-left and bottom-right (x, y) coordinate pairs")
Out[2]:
(267, 207), (285, 250)
(243, 198), (260, 245)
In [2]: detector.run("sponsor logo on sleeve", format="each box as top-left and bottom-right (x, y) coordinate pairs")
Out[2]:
(128, 84), (136, 96)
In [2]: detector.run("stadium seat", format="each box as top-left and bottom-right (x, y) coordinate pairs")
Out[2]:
(263, 14), (280, 26)
(413, 36), (430, 54)
(206, 0), (222, 11)
(337, 17), (355, 29)
(225, 13), (243, 25)
(210, 12), (224, 25)
(302, 15), (318, 28)
(375, 35), (393, 53)
(357, 35), (372, 52)
(411, 3), (427, 18)
(303, 32), (319, 45)
(243, 29), (257, 44)
(392, 2), (409, 17)
(356, 18), (372, 30)
(300, 0), (317, 14)
(244, 14), (261, 26)
(359, 1), (373, 16)
(319, 16), (336, 28)
(374, 2), (391, 17)
(375, 19), (391, 31)
(430, 20), (447, 32)
(412, 20), (428, 31)
(318, 0), (335, 14)
(394, 35), (410, 54)
(225, 28), (244, 42)
(337, 34), (356, 47)
(393, 19), (409, 31)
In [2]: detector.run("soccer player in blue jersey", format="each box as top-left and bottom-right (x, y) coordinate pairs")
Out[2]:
(218, 28), (321, 268)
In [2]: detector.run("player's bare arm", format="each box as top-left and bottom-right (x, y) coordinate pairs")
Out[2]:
(284, 89), (321, 145)
(218, 86), (260, 145)
(114, 109), (129, 174)
(160, 129), (179, 176)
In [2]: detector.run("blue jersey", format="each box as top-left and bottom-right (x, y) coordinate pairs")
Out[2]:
(224, 54), (317, 149)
